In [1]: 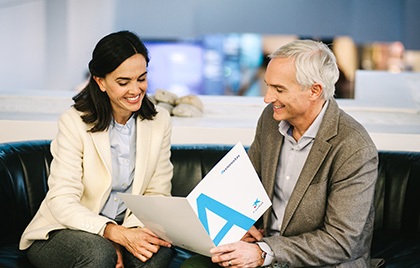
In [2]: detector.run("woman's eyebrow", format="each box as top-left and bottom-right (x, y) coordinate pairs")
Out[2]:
(116, 71), (147, 81)
(139, 71), (147, 78)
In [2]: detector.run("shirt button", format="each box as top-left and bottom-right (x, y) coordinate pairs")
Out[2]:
(124, 159), (129, 163)
(122, 183), (127, 187)
(285, 176), (290, 180)
(114, 197), (118, 202)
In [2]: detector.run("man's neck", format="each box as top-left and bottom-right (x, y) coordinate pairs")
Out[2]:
(291, 99), (326, 141)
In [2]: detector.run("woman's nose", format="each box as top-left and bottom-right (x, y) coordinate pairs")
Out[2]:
(131, 82), (145, 94)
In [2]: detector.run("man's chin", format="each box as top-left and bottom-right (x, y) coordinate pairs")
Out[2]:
(272, 114), (285, 122)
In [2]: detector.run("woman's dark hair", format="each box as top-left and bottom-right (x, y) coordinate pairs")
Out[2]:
(73, 30), (157, 132)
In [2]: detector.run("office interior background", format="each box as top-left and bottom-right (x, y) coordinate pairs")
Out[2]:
(1, 0), (420, 98)
(2, 2), (420, 267)
(0, 0), (420, 149)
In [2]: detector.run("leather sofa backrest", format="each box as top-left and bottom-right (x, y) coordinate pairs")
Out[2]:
(0, 140), (52, 247)
(1, 140), (420, 250)
(374, 151), (420, 236)
(0, 141), (232, 248)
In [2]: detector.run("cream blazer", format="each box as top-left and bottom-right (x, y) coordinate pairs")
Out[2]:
(20, 106), (173, 250)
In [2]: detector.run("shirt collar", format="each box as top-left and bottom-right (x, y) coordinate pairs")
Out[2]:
(110, 114), (135, 132)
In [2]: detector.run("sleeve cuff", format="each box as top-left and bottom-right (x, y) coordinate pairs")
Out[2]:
(257, 242), (274, 266)
(98, 218), (117, 236)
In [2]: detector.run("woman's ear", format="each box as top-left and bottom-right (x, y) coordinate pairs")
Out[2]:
(93, 76), (106, 92)
(310, 83), (323, 100)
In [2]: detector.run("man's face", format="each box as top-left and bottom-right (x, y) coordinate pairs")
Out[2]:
(264, 57), (312, 125)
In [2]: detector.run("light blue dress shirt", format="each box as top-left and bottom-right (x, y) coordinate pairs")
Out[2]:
(260, 101), (329, 266)
(100, 115), (136, 223)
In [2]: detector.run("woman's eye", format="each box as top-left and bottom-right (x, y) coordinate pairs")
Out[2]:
(118, 82), (128, 86)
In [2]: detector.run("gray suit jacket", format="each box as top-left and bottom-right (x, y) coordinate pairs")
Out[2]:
(248, 99), (378, 267)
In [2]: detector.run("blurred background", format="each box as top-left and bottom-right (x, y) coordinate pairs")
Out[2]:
(1, 0), (419, 99)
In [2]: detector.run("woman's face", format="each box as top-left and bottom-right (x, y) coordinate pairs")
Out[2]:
(94, 53), (147, 125)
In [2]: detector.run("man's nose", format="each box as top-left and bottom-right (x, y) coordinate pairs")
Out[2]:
(264, 88), (275, 104)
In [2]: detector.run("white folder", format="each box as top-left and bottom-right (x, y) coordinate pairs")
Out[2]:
(119, 142), (271, 256)
(119, 194), (215, 256)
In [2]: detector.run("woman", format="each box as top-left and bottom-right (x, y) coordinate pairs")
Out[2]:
(20, 31), (174, 268)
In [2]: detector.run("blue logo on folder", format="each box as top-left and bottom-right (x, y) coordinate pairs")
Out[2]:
(253, 199), (260, 208)
(196, 193), (254, 246)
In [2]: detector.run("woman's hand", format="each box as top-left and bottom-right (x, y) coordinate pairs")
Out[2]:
(112, 242), (124, 268)
(104, 223), (171, 262)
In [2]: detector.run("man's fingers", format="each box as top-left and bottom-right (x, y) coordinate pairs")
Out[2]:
(211, 243), (235, 255)
(211, 247), (235, 263)
(247, 226), (263, 241)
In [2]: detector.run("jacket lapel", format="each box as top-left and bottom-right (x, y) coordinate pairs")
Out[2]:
(90, 130), (113, 209)
(280, 99), (339, 234)
(262, 115), (284, 230)
(91, 130), (112, 177)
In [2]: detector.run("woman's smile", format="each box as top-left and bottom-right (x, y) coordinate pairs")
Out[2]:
(125, 94), (141, 103)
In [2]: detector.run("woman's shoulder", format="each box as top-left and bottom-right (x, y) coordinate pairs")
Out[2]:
(57, 107), (92, 132)
(154, 105), (171, 121)
(58, 106), (83, 121)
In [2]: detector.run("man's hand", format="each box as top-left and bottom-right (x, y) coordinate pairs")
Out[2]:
(210, 241), (264, 268)
(104, 223), (171, 262)
(241, 226), (264, 242)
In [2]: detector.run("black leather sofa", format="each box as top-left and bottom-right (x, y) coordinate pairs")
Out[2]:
(1, 140), (419, 267)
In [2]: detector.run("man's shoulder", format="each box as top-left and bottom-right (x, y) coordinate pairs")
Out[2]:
(318, 100), (376, 154)
(338, 109), (370, 137)
(322, 100), (372, 143)
(335, 108), (377, 151)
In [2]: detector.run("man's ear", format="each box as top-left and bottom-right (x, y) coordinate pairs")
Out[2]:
(93, 76), (106, 92)
(310, 83), (323, 100)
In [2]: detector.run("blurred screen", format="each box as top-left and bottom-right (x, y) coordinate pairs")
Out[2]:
(145, 41), (204, 96)
(144, 34), (263, 97)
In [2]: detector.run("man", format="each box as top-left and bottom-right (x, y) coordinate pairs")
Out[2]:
(182, 40), (378, 268)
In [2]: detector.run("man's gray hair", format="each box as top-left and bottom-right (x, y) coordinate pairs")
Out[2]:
(269, 40), (339, 100)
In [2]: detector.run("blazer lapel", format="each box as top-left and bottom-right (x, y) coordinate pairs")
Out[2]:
(90, 130), (113, 209)
(131, 117), (152, 194)
(91, 130), (112, 176)
(262, 115), (284, 231)
(264, 135), (283, 200)
(280, 99), (339, 234)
